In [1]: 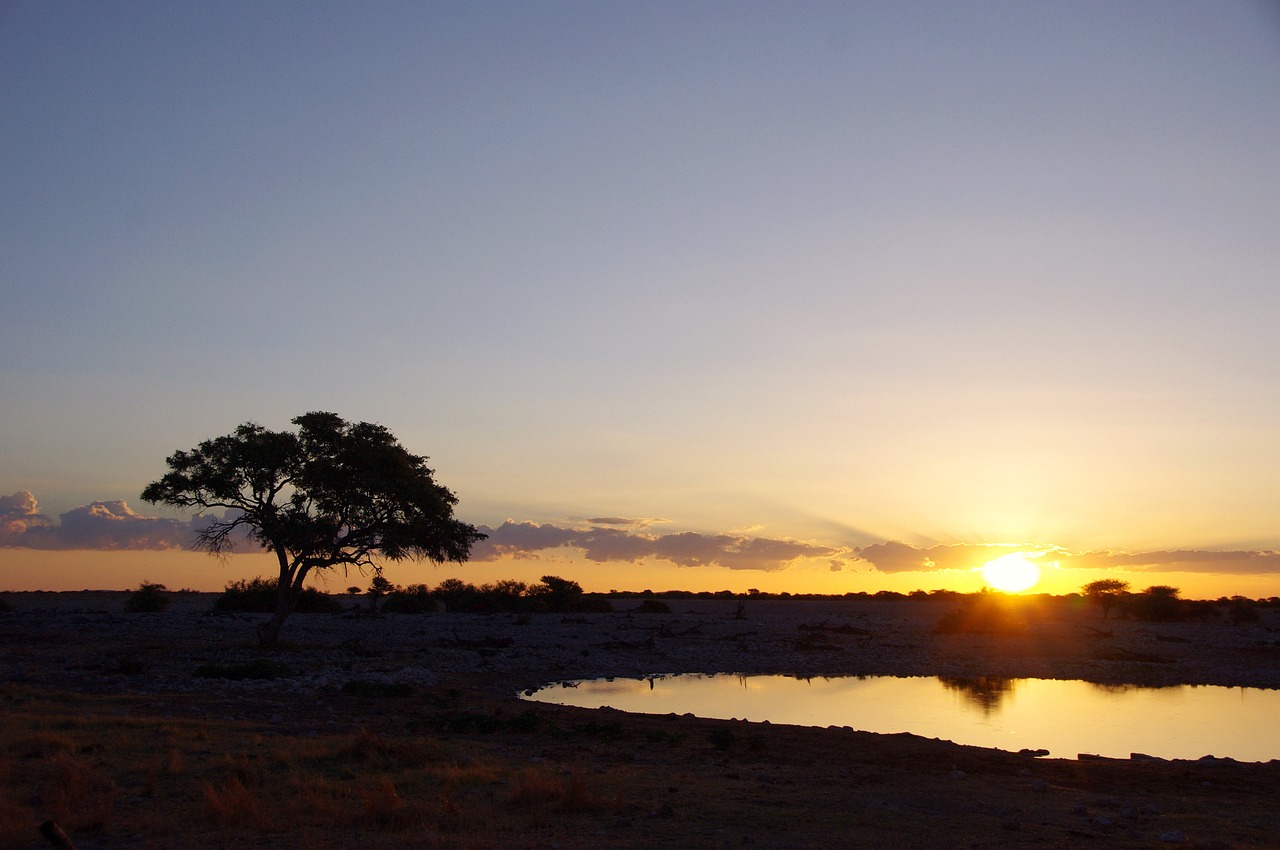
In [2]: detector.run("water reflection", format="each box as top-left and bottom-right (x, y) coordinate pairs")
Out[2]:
(522, 674), (1280, 762)
(938, 676), (1016, 715)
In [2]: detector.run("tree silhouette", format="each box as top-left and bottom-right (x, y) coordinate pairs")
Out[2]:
(1131, 584), (1184, 622)
(1081, 578), (1130, 620)
(141, 412), (485, 645)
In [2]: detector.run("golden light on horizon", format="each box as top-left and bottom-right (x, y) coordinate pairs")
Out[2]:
(979, 552), (1041, 593)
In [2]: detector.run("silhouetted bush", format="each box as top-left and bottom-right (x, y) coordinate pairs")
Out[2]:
(213, 577), (343, 614)
(632, 599), (672, 614)
(1125, 585), (1185, 622)
(381, 583), (441, 614)
(1225, 596), (1260, 624)
(528, 575), (612, 613)
(125, 581), (171, 612)
(0, 595), (11, 613)
(432, 577), (483, 612)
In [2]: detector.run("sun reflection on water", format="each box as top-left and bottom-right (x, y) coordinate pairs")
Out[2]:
(524, 674), (1280, 762)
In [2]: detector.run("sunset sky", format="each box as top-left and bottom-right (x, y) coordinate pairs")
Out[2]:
(3, 2), (1279, 599)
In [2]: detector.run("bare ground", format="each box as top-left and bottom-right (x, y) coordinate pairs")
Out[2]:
(2, 591), (1278, 849)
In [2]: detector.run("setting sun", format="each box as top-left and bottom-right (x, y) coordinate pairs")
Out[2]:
(979, 552), (1041, 593)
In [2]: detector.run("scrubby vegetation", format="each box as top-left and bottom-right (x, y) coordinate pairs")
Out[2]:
(382, 575), (611, 614)
(124, 581), (171, 613)
(213, 577), (344, 614)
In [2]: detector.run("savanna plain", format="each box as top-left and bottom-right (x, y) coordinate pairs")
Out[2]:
(2, 587), (1279, 849)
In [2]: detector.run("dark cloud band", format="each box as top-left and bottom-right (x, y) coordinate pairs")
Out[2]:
(5, 491), (1278, 577)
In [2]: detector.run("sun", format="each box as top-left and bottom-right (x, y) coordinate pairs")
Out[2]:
(980, 552), (1041, 593)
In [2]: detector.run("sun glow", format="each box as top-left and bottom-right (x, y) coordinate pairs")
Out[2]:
(979, 552), (1042, 593)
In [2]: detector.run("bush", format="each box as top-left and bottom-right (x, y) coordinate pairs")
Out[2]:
(125, 581), (171, 613)
(1226, 596), (1261, 624)
(213, 577), (343, 614)
(633, 599), (672, 614)
(1125, 585), (1185, 622)
(381, 584), (440, 614)
(0, 595), (11, 613)
(528, 575), (612, 613)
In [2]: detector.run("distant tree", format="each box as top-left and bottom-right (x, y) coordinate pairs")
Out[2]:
(125, 580), (171, 613)
(1081, 578), (1130, 620)
(1128, 584), (1184, 622)
(367, 574), (395, 613)
(529, 575), (585, 611)
(528, 575), (611, 612)
(1224, 595), (1261, 624)
(142, 412), (485, 646)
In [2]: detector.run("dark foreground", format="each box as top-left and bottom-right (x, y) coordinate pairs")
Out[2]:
(2, 591), (1278, 848)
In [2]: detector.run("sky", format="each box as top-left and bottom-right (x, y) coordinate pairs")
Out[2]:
(3, 1), (1280, 599)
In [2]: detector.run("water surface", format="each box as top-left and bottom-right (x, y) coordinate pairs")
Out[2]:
(522, 674), (1280, 761)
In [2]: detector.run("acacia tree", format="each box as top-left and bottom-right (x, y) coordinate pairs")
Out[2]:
(1081, 578), (1130, 620)
(142, 412), (486, 646)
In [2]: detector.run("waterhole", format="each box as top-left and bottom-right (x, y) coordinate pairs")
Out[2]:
(522, 674), (1280, 761)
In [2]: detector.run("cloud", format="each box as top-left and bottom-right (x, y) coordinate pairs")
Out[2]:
(471, 520), (841, 572)
(469, 521), (581, 560)
(7, 491), (1279, 578)
(0, 490), (243, 552)
(580, 516), (667, 529)
(1055, 549), (1280, 576)
(853, 541), (1030, 573)
(0, 490), (54, 537)
(850, 540), (1280, 577)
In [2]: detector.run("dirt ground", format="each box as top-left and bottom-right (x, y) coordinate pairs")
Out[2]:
(2, 591), (1278, 848)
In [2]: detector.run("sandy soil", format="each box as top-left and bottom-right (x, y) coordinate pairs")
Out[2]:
(2, 591), (1279, 848)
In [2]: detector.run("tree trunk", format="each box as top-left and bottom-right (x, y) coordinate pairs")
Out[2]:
(256, 605), (293, 647)
(257, 560), (302, 647)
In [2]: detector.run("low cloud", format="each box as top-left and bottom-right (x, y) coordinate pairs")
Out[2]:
(0, 490), (240, 552)
(6, 490), (1279, 578)
(1054, 549), (1280, 576)
(471, 520), (840, 572)
(850, 540), (1280, 577)
(853, 541), (1031, 573)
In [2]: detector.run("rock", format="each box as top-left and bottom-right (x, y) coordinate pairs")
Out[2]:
(1159, 830), (1188, 843)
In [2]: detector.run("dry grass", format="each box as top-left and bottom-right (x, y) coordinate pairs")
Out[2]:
(0, 684), (632, 847)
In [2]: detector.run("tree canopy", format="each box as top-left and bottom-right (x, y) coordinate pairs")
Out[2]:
(1081, 578), (1130, 619)
(142, 412), (485, 645)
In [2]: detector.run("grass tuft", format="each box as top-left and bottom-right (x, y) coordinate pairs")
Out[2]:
(202, 775), (263, 828)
